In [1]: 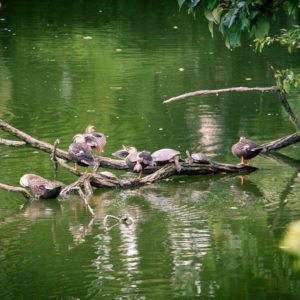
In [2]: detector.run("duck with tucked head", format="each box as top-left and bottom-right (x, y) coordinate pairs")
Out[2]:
(20, 174), (62, 199)
(68, 134), (95, 172)
(232, 136), (263, 165)
(84, 125), (106, 153)
(113, 146), (154, 178)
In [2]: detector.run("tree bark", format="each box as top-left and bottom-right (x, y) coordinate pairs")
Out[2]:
(1, 118), (300, 190)
(0, 137), (26, 146)
(0, 183), (33, 200)
(163, 86), (279, 104)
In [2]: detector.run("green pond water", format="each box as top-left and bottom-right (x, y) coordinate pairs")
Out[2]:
(0, 1), (300, 299)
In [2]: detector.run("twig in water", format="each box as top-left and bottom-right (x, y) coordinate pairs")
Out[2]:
(0, 182), (33, 200)
(103, 214), (135, 230)
(51, 138), (60, 175)
(0, 137), (26, 147)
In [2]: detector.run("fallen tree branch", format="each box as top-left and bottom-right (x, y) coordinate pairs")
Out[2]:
(0, 118), (128, 170)
(0, 119), (299, 190)
(60, 174), (95, 216)
(57, 157), (257, 188)
(0, 137), (26, 147)
(163, 86), (279, 104)
(0, 183), (33, 200)
(260, 131), (300, 152)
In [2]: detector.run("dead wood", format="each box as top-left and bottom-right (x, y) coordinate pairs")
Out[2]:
(0, 118), (299, 191)
(0, 183), (33, 200)
(60, 174), (95, 215)
(163, 86), (279, 104)
(260, 131), (300, 152)
(0, 118), (128, 170)
(0, 137), (26, 147)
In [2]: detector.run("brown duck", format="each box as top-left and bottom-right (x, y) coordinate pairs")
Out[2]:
(232, 137), (263, 165)
(68, 134), (95, 172)
(20, 174), (62, 199)
(84, 125), (106, 153)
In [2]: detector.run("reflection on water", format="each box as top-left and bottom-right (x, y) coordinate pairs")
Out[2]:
(0, 0), (300, 298)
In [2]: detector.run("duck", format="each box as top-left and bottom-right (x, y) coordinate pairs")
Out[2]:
(20, 174), (62, 199)
(68, 134), (95, 172)
(113, 146), (154, 178)
(84, 125), (106, 153)
(231, 136), (263, 165)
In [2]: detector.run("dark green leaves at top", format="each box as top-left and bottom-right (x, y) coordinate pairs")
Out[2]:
(178, 0), (298, 49)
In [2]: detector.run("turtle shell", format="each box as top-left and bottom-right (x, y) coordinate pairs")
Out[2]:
(191, 153), (211, 164)
(151, 148), (180, 163)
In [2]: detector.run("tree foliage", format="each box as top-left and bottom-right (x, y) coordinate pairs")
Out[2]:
(178, 0), (300, 49)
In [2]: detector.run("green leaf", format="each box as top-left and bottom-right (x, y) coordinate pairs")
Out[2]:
(177, 0), (186, 9)
(204, 9), (215, 22)
(254, 18), (270, 39)
(208, 21), (214, 37)
(212, 6), (223, 24)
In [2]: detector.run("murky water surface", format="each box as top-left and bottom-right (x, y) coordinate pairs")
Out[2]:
(0, 1), (300, 299)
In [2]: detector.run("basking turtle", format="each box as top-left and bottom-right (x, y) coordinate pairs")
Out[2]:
(68, 134), (95, 172)
(84, 125), (107, 153)
(185, 150), (211, 164)
(20, 174), (62, 199)
(99, 171), (118, 180)
(232, 136), (263, 165)
(151, 148), (182, 172)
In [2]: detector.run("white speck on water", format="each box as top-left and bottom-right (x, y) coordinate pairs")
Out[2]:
(115, 48), (123, 52)
(83, 36), (93, 40)
(245, 77), (252, 80)
(159, 128), (163, 131)
(110, 86), (123, 90)
(178, 67), (184, 72)
(173, 25), (178, 29)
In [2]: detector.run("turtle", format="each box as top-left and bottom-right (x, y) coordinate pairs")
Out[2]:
(99, 171), (118, 180)
(68, 134), (95, 172)
(185, 150), (211, 164)
(151, 148), (182, 172)
(84, 125), (106, 153)
(20, 174), (62, 199)
(231, 136), (263, 165)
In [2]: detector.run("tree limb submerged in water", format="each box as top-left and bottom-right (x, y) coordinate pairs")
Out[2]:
(0, 118), (299, 194)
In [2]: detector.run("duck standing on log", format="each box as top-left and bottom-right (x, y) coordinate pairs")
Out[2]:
(68, 134), (95, 172)
(20, 174), (62, 199)
(84, 125), (106, 153)
(232, 137), (263, 165)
